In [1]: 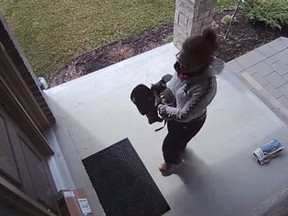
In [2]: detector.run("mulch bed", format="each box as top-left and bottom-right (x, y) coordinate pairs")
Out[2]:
(50, 9), (288, 87)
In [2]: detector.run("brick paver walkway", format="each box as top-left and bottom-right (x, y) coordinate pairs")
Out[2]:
(224, 37), (288, 124)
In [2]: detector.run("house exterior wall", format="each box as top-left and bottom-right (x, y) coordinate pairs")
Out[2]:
(0, 12), (59, 216)
(173, 0), (217, 50)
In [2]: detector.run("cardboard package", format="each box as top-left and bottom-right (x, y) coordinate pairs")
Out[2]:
(57, 189), (94, 216)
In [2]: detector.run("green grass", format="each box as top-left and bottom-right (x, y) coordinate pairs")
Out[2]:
(216, 0), (241, 11)
(0, 0), (174, 79)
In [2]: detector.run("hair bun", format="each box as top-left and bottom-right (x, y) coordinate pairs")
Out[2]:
(202, 28), (217, 46)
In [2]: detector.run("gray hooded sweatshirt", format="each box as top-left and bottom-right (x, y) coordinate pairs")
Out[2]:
(158, 57), (225, 123)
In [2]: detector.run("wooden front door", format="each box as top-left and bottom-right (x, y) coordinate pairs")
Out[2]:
(0, 104), (59, 215)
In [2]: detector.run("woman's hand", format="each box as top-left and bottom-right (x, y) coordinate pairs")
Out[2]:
(160, 94), (169, 105)
(160, 89), (175, 106)
(154, 92), (162, 107)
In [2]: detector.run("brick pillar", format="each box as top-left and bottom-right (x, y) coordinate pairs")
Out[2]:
(173, 0), (217, 50)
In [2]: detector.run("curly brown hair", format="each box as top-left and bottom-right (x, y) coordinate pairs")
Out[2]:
(178, 28), (218, 75)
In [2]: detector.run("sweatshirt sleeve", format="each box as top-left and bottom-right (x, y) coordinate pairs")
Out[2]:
(158, 77), (216, 121)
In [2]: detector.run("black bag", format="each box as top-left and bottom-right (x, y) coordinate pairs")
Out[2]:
(130, 74), (173, 125)
(130, 84), (162, 124)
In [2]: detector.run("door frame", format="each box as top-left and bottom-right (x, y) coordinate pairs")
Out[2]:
(0, 42), (53, 156)
(0, 176), (58, 216)
(0, 12), (60, 216)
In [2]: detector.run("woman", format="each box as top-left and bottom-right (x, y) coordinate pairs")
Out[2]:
(157, 28), (225, 176)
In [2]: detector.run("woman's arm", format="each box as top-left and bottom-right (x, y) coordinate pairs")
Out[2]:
(158, 78), (216, 121)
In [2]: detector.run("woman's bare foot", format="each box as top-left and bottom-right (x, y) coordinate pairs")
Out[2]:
(159, 162), (181, 176)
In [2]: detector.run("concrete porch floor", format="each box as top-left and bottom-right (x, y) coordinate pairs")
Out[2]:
(44, 42), (288, 216)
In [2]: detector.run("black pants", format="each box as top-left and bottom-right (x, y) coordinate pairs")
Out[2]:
(162, 113), (206, 164)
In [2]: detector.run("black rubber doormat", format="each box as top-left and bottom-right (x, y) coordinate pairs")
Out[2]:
(82, 138), (170, 216)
